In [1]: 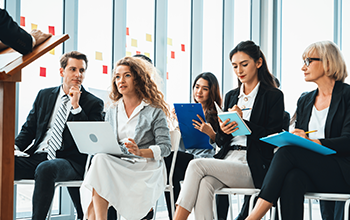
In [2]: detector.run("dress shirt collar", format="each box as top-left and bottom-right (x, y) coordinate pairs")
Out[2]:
(238, 82), (260, 99)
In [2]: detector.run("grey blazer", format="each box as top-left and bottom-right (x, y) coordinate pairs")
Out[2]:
(105, 103), (171, 158)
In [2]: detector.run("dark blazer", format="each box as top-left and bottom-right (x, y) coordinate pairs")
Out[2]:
(0, 9), (33, 54)
(15, 86), (104, 176)
(215, 84), (284, 188)
(295, 81), (350, 185)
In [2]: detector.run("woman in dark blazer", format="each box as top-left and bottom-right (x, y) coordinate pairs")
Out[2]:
(246, 41), (350, 220)
(172, 40), (284, 220)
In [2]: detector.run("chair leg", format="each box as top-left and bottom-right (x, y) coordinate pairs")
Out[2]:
(228, 194), (233, 220)
(170, 188), (175, 217)
(213, 194), (218, 220)
(152, 200), (158, 220)
(344, 199), (350, 220)
(308, 199), (312, 220)
(270, 206), (276, 220)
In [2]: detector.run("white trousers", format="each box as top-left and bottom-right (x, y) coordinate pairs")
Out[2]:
(176, 150), (254, 220)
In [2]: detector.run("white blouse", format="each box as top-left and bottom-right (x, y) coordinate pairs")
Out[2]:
(308, 105), (329, 140)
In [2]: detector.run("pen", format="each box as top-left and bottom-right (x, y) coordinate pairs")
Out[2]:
(305, 130), (317, 134)
(242, 108), (251, 111)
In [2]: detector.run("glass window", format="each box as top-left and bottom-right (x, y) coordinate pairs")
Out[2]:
(17, 0), (63, 217)
(202, 0), (223, 85)
(166, 0), (191, 104)
(234, 0), (251, 46)
(280, 0), (333, 114)
(0, 1), (4, 9)
(78, 0), (113, 105)
(126, 0), (155, 61)
(342, 0), (350, 85)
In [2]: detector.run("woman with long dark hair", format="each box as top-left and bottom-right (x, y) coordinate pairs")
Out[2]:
(172, 40), (285, 220)
(164, 72), (222, 219)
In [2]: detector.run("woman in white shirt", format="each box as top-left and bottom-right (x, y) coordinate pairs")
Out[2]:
(172, 40), (284, 220)
(80, 56), (171, 220)
(246, 41), (350, 220)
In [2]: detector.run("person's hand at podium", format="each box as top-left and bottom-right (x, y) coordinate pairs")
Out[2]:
(30, 29), (52, 47)
(0, 29), (51, 52)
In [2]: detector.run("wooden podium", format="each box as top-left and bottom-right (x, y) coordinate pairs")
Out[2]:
(0, 34), (69, 219)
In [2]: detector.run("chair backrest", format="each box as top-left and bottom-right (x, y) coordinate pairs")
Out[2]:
(170, 129), (181, 152)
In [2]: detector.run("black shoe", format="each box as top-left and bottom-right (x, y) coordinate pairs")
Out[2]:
(141, 209), (154, 220)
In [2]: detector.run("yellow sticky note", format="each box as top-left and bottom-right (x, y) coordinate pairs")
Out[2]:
(146, 34), (152, 42)
(95, 52), (103, 61)
(126, 51), (132, 57)
(49, 48), (55, 55)
(167, 38), (172, 46)
(131, 39), (137, 47)
(31, 23), (38, 30)
(144, 52), (150, 58)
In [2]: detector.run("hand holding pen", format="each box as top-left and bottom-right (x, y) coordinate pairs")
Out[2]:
(228, 105), (251, 118)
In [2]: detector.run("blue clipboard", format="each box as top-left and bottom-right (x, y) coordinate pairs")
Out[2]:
(174, 103), (213, 149)
(217, 112), (251, 136)
(260, 131), (336, 155)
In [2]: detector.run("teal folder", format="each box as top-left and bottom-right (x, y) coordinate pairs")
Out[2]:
(260, 131), (336, 155)
(217, 112), (251, 136)
(174, 103), (213, 149)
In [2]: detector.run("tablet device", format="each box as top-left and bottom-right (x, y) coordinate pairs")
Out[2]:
(218, 111), (251, 136)
(174, 103), (213, 149)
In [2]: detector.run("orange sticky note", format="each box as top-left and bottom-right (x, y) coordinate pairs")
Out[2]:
(40, 67), (46, 77)
(136, 51), (141, 55)
(49, 48), (55, 55)
(20, 16), (25, 26)
(126, 27), (129, 36)
(131, 39), (137, 47)
(167, 38), (172, 46)
(103, 65), (108, 74)
(48, 26), (55, 35)
(181, 44), (185, 52)
(31, 23), (38, 30)
(171, 51), (175, 59)
(146, 34), (152, 42)
(167, 72), (169, 80)
(95, 52), (103, 61)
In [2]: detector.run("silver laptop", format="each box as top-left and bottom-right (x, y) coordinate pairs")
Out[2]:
(67, 121), (144, 161)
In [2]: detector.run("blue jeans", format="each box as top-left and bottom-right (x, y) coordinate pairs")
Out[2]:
(15, 153), (82, 220)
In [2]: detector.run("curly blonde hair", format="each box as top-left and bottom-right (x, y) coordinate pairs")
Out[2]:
(109, 56), (170, 117)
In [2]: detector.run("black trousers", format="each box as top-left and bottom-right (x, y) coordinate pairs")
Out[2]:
(164, 151), (194, 220)
(15, 154), (83, 220)
(259, 146), (350, 220)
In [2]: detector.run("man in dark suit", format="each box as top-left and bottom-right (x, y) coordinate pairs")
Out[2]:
(0, 8), (51, 54)
(14, 51), (104, 220)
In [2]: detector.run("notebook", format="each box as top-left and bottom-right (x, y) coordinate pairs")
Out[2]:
(260, 131), (336, 155)
(174, 103), (213, 149)
(217, 112), (251, 136)
(67, 121), (146, 163)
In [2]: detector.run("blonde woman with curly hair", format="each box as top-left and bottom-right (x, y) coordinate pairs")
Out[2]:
(80, 57), (171, 220)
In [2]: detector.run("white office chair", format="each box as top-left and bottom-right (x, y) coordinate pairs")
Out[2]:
(14, 155), (91, 220)
(152, 130), (181, 219)
(305, 193), (350, 220)
(213, 188), (261, 220)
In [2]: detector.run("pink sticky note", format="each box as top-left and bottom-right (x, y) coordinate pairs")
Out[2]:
(181, 44), (185, 52)
(40, 67), (46, 77)
(20, 16), (25, 27)
(126, 27), (129, 36)
(136, 51), (141, 55)
(171, 51), (175, 59)
(103, 65), (108, 74)
(48, 26), (55, 35)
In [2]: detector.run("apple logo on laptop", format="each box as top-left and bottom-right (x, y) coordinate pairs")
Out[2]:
(89, 134), (98, 143)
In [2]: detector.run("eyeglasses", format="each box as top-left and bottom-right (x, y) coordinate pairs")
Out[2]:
(303, 57), (322, 67)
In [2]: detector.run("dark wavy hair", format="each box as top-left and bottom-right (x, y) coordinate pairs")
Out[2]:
(229, 40), (276, 89)
(192, 72), (222, 132)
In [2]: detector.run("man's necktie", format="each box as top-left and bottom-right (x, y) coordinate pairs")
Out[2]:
(47, 95), (69, 160)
